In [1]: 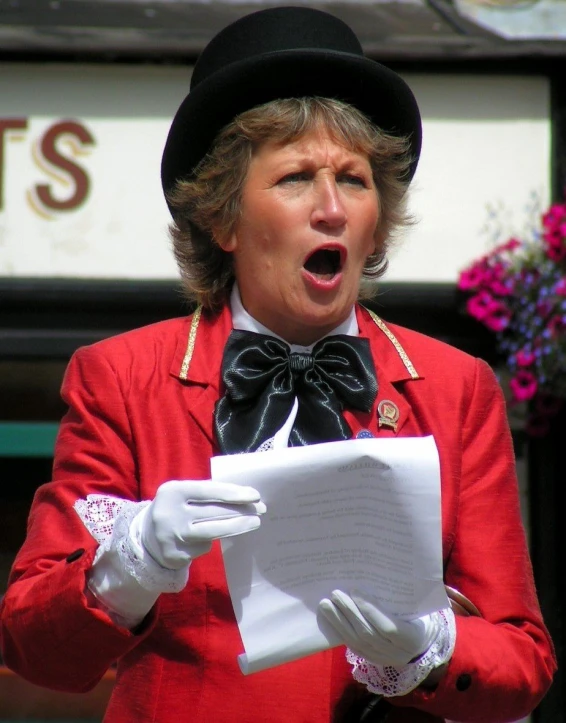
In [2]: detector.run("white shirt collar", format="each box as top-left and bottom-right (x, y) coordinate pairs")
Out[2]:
(230, 284), (359, 352)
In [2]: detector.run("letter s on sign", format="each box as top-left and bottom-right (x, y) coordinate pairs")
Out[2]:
(33, 120), (95, 211)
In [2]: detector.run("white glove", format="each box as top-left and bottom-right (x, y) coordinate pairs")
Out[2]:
(132, 479), (266, 570)
(319, 589), (440, 667)
(83, 481), (265, 629)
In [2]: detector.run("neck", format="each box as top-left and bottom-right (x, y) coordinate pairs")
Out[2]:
(229, 285), (359, 346)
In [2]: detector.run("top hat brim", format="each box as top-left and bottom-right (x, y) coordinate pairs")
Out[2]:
(161, 47), (421, 211)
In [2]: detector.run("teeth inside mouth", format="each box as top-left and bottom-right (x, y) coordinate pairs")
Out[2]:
(304, 249), (341, 279)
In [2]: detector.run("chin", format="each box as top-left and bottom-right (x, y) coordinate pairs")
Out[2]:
(285, 308), (349, 344)
(304, 293), (354, 320)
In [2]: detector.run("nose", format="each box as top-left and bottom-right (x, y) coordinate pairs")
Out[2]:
(311, 177), (347, 228)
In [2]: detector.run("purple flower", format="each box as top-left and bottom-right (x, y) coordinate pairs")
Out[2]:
(461, 201), (566, 412)
(509, 370), (538, 402)
(520, 268), (541, 285)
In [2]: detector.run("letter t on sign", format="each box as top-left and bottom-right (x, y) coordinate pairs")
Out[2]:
(0, 118), (28, 212)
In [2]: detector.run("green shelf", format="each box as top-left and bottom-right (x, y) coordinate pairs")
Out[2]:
(0, 423), (59, 457)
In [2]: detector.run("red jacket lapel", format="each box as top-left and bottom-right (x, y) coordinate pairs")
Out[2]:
(346, 306), (424, 438)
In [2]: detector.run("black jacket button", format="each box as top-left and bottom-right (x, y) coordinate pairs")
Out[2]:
(66, 548), (85, 563)
(456, 673), (472, 691)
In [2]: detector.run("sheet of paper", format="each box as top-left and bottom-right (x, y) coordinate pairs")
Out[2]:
(212, 435), (449, 675)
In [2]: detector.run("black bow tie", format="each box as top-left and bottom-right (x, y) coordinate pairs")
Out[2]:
(214, 329), (378, 454)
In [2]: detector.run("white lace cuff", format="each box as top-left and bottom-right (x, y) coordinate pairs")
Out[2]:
(74, 494), (136, 547)
(346, 608), (456, 697)
(74, 494), (189, 593)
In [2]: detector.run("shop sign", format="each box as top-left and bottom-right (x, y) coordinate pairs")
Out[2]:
(0, 65), (551, 283)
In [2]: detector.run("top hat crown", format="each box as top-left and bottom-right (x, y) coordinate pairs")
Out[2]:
(161, 6), (421, 211)
(190, 7), (364, 88)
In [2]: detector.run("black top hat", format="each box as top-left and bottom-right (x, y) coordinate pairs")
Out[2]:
(161, 6), (422, 211)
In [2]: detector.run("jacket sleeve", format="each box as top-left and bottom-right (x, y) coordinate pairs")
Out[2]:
(0, 343), (158, 692)
(390, 358), (556, 722)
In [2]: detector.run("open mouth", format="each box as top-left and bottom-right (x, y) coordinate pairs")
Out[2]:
(303, 248), (343, 280)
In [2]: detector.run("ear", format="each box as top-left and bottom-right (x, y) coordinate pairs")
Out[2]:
(369, 229), (382, 258)
(215, 229), (238, 253)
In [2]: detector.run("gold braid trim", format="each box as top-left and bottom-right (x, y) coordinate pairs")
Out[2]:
(364, 307), (420, 380)
(179, 305), (203, 380)
(179, 305), (418, 380)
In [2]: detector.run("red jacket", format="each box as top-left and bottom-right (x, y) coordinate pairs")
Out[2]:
(0, 304), (556, 722)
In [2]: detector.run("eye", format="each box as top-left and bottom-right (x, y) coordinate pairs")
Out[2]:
(338, 173), (368, 188)
(278, 171), (310, 185)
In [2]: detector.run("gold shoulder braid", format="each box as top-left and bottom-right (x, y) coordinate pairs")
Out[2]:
(180, 306), (418, 381)
(364, 307), (420, 380)
(179, 305), (203, 380)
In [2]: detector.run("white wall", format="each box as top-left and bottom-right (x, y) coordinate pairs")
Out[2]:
(389, 73), (551, 282)
(0, 64), (550, 282)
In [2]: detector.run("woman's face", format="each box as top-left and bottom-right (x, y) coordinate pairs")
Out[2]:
(220, 127), (380, 345)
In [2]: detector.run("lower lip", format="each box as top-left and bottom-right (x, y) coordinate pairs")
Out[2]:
(301, 268), (343, 291)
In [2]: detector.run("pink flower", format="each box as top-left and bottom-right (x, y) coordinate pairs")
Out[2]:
(542, 219), (566, 261)
(555, 278), (566, 296)
(466, 291), (494, 321)
(489, 280), (513, 296)
(499, 237), (521, 252)
(545, 243), (566, 263)
(458, 265), (486, 291)
(483, 263), (514, 296)
(543, 227), (564, 244)
(542, 203), (566, 230)
(516, 348), (536, 367)
(489, 262), (506, 279)
(483, 301), (511, 331)
(509, 370), (538, 402)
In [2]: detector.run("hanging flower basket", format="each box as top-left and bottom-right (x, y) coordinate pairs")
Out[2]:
(458, 200), (566, 436)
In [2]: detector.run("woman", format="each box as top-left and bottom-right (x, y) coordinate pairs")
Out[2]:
(0, 7), (555, 722)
